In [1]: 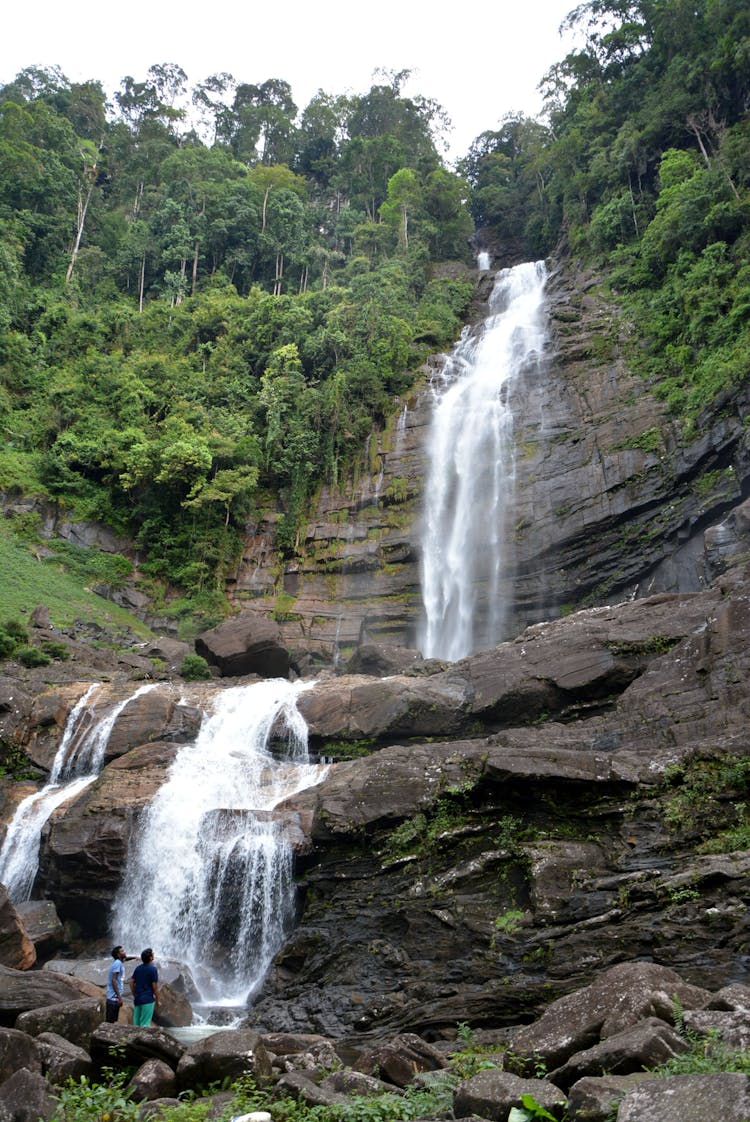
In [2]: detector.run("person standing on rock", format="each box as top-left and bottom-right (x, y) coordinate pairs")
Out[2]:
(129, 947), (159, 1027)
(105, 945), (128, 1022)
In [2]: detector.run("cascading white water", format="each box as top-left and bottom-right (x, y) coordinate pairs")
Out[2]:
(419, 260), (548, 661)
(0, 683), (157, 901)
(477, 251), (491, 271)
(112, 678), (324, 1007)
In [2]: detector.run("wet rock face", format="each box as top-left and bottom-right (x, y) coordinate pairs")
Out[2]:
(229, 259), (750, 664)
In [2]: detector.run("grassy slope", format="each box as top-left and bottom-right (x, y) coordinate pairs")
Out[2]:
(0, 526), (152, 638)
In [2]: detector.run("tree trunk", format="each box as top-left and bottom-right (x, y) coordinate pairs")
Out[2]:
(65, 164), (96, 284)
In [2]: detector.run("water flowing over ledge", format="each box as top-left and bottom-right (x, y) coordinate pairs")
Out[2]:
(0, 683), (157, 902)
(112, 677), (325, 1008)
(419, 260), (549, 661)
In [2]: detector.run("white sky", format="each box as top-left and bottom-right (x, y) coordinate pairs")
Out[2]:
(2, 0), (579, 162)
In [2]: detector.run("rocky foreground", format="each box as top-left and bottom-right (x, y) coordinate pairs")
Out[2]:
(0, 957), (749, 1121)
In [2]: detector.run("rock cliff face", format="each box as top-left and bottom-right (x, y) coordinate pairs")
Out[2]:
(2, 498), (748, 1042)
(229, 258), (750, 666)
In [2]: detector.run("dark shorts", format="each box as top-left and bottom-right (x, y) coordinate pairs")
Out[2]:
(105, 999), (121, 1023)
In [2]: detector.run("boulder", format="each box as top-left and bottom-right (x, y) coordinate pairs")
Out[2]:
(453, 1069), (566, 1121)
(566, 1073), (657, 1122)
(0, 964), (90, 1026)
(127, 1057), (178, 1102)
(509, 963), (711, 1072)
(354, 1033), (447, 1088)
(0, 887), (35, 970)
(176, 1029), (273, 1090)
(15, 996), (104, 1048)
(272, 1072), (345, 1106)
(345, 643), (425, 677)
(89, 1023), (186, 1071)
(0, 677), (33, 747)
(320, 1070), (393, 1096)
(260, 1032), (333, 1056)
(0, 1068), (56, 1122)
(14, 901), (63, 960)
(681, 1008), (750, 1050)
(195, 613), (290, 678)
(549, 1017), (688, 1090)
(270, 1037), (341, 1077)
(153, 981), (193, 1028)
(36, 1031), (93, 1083)
(617, 1072), (750, 1121)
(0, 1026), (42, 1081)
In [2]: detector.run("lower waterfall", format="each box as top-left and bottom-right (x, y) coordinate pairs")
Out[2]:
(419, 260), (549, 661)
(0, 683), (156, 902)
(112, 678), (323, 1008)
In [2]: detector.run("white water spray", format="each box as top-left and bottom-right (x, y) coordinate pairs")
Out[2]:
(112, 678), (324, 1006)
(0, 683), (157, 901)
(419, 261), (548, 661)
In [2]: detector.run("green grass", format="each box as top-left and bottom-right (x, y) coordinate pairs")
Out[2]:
(0, 526), (152, 638)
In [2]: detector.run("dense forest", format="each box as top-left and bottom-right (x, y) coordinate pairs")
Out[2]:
(1, 0), (749, 628)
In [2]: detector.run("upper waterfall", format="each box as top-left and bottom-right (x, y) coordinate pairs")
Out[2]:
(418, 261), (549, 661)
(112, 678), (325, 1008)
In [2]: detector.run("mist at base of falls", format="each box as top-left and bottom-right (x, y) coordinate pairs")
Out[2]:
(112, 678), (325, 1009)
(419, 261), (549, 662)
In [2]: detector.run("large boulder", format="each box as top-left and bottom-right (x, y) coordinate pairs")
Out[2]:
(195, 613), (290, 678)
(36, 1031), (93, 1084)
(549, 1017), (688, 1090)
(354, 1033), (447, 1088)
(15, 996), (104, 1049)
(0, 1068), (56, 1122)
(508, 962), (711, 1072)
(89, 1023), (186, 1071)
(0, 965), (93, 1026)
(14, 901), (63, 961)
(0, 1026), (42, 1081)
(127, 1058), (178, 1102)
(453, 1069), (566, 1121)
(176, 1029), (273, 1089)
(617, 1072), (750, 1121)
(0, 888), (35, 970)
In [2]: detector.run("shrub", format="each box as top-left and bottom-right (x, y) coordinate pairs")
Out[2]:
(0, 630), (17, 659)
(41, 640), (71, 660)
(15, 645), (52, 668)
(180, 653), (212, 681)
(3, 618), (28, 642)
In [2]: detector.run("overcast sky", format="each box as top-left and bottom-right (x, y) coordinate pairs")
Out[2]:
(2, 0), (579, 161)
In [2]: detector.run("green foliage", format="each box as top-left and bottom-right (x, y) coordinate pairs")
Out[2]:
(0, 524), (152, 636)
(0, 63), (474, 597)
(508, 1094), (558, 1122)
(40, 639), (70, 660)
(15, 645), (52, 667)
(180, 652), (212, 680)
(45, 541), (134, 588)
(51, 1072), (140, 1122)
(661, 755), (750, 838)
(0, 738), (38, 780)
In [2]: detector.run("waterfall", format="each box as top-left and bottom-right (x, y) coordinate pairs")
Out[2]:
(477, 251), (491, 271)
(0, 683), (157, 902)
(112, 678), (324, 1007)
(419, 261), (548, 661)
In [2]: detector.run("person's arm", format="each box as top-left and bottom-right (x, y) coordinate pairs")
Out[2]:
(115, 965), (124, 1005)
(129, 975), (136, 997)
(152, 974), (160, 1008)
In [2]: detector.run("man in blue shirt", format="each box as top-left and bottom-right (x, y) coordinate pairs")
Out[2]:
(129, 947), (160, 1027)
(105, 945), (128, 1023)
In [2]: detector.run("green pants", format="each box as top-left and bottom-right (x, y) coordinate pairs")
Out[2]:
(133, 1001), (155, 1027)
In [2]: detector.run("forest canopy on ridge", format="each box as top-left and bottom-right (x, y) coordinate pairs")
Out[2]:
(1, 0), (749, 627)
